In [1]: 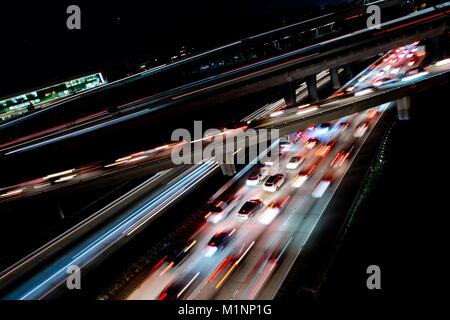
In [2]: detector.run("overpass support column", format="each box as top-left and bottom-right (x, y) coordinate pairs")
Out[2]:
(329, 67), (341, 90)
(306, 75), (319, 102)
(283, 81), (297, 107)
(396, 96), (411, 121)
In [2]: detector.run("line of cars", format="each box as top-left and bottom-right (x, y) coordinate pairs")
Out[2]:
(155, 107), (380, 300)
(156, 139), (301, 299)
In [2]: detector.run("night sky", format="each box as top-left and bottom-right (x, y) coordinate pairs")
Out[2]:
(0, 1), (355, 95)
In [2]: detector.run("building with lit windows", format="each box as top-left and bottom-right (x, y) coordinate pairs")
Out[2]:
(0, 73), (106, 121)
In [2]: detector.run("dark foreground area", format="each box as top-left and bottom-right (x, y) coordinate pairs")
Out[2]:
(317, 85), (448, 304)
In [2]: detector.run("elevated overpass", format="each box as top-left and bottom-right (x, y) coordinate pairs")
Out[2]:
(1, 59), (448, 204)
(0, 0), (431, 145)
(0, 3), (447, 186)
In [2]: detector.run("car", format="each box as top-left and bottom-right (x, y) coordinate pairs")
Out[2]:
(263, 174), (286, 192)
(264, 157), (274, 166)
(330, 145), (355, 168)
(259, 196), (290, 225)
(353, 122), (369, 138)
(315, 139), (336, 158)
(337, 120), (351, 129)
(206, 194), (240, 223)
(246, 167), (269, 186)
(150, 240), (196, 275)
(158, 281), (186, 300)
(248, 237), (291, 299)
(164, 240), (197, 267)
(237, 199), (264, 219)
(304, 138), (319, 149)
(366, 109), (379, 120)
(279, 140), (292, 151)
(204, 229), (236, 256)
(312, 176), (332, 198)
(286, 156), (305, 170)
(158, 271), (201, 300)
(291, 163), (317, 188)
(316, 122), (332, 135)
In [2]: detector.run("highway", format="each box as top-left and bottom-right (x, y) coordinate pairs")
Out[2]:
(126, 105), (388, 300)
(1, 161), (221, 299)
(1, 49), (449, 202)
(0, 0), (447, 304)
(124, 41), (448, 300)
(0, 1), (446, 158)
(0, 55), (352, 300)
(0, 0), (407, 143)
(0, 63), (330, 299)
(0, 71), (334, 202)
(0, 69), (335, 296)
(1, 39), (446, 300)
(338, 42), (427, 93)
(250, 55), (450, 132)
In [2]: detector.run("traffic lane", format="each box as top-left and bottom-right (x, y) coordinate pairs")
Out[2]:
(2, 9), (442, 154)
(140, 112), (364, 300)
(1, 67), (332, 161)
(4, 55), (446, 202)
(125, 72), (336, 300)
(138, 46), (423, 299)
(0, 144), (179, 201)
(217, 109), (372, 298)
(252, 65), (444, 133)
(257, 108), (387, 299)
(242, 70), (333, 123)
(0, 125), (250, 199)
(3, 161), (219, 300)
(255, 54), (450, 130)
(124, 98), (376, 300)
(126, 145), (303, 299)
(260, 107), (396, 299)
(239, 45), (426, 299)
(206, 118), (362, 299)
(130, 121), (344, 299)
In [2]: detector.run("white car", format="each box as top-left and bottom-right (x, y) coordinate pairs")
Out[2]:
(291, 163), (317, 188)
(264, 158), (274, 166)
(246, 167), (269, 186)
(259, 196), (290, 225)
(263, 174), (286, 192)
(286, 156), (305, 170)
(312, 178), (332, 198)
(279, 141), (292, 151)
